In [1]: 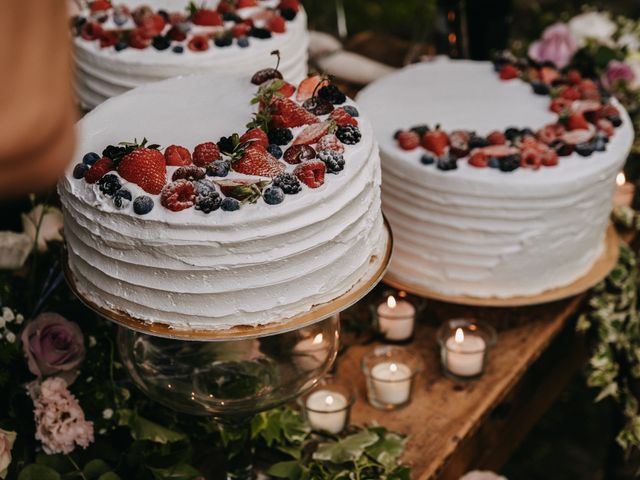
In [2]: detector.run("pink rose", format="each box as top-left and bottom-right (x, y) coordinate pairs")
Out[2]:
(528, 23), (578, 69)
(601, 60), (636, 90)
(21, 313), (85, 385)
(0, 429), (16, 480)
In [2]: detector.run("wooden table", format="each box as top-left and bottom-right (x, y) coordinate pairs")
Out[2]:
(336, 293), (590, 479)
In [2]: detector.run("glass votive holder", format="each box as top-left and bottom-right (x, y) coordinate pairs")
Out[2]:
(371, 290), (424, 344)
(361, 345), (422, 410)
(299, 376), (355, 434)
(437, 318), (497, 380)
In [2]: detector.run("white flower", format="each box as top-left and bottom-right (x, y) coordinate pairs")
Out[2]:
(569, 11), (617, 47)
(619, 33), (640, 53)
(2, 308), (14, 324)
(21, 205), (64, 252)
(89, 336), (97, 347)
(626, 54), (640, 88)
(0, 429), (16, 479)
(15, 315), (23, 325)
(5, 332), (15, 344)
(102, 408), (114, 420)
(0, 232), (32, 270)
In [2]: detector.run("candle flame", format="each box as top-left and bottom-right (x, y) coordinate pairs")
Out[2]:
(313, 333), (323, 345)
(325, 394), (334, 406)
(387, 295), (397, 308)
(390, 363), (398, 373)
(617, 172), (626, 186)
(455, 328), (465, 343)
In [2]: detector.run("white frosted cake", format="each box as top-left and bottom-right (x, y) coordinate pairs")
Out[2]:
(59, 72), (383, 330)
(71, 0), (309, 109)
(357, 58), (634, 299)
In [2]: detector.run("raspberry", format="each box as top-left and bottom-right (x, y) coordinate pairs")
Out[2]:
(160, 180), (196, 212)
(397, 131), (419, 150)
(520, 148), (542, 170)
(164, 145), (192, 166)
(85, 157), (114, 184)
(294, 160), (326, 188)
(129, 28), (151, 49)
(172, 166), (205, 182)
(193, 142), (221, 166)
(317, 134), (344, 153)
(188, 35), (210, 52)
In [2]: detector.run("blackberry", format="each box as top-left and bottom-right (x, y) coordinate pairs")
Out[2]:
(468, 135), (489, 149)
(436, 156), (457, 171)
(504, 127), (521, 141)
(268, 127), (293, 146)
(272, 173), (302, 194)
(207, 160), (230, 177)
(263, 186), (285, 205)
(133, 196), (154, 215)
(152, 35), (171, 50)
(336, 125), (361, 145)
(531, 81), (549, 95)
(342, 105), (359, 117)
(575, 142), (595, 157)
(609, 115), (622, 127)
(280, 8), (297, 20)
(102, 144), (127, 160)
(318, 150), (345, 173)
(302, 97), (334, 115)
(410, 124), (430, 136)
(98, 174), (121, 196)
(267, 144), (283, 159)
(499, 155), (520, 172)
(73, 163), (88, 179)
(113, 189), (132, 209)
(318, 85), (346, 105)
(214, 33), (233, 47)
(222, 12), (242, 22)
(237, 36), (250, 48)
(221, 197), (241, 211)
(194, 180), (222, 213)
(520, 128), (535, 138)
(420, 154), (435, 165)
(217, 135), (235, 153)
(172, 45), (184, 54)
(70, 15), (87, 36)
(249, 27), (272, 39)
(550, 139), (573, 156)
(115, 41), (128, 51)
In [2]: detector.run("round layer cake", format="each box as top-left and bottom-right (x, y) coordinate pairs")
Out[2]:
(72, 0), (309, 109)
(357, 58), (634, 299)
(59, 73), (383, 330)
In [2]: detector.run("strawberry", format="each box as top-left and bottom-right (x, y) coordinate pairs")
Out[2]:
(572, 100), (602, 115)
(81, 22), (103, 41)
(317, 134), (344, 153)
(468, 151), (488, 168)
(188, 35), (210, 52)
(330, 108), (358, 127)
(566, 112), (589, 131)
(278, 0), (300, 12)
(566, 69), (582, 85)
(293, 122), (332, 145)
(499, 64), (519, 80)
(99, 31), (119, 48)
(240, 128), (269, 149)
(160, 180), (196, 212)
(90, 0), (112, 13)
(277, 81), (296, 98)
(118, 148), (166, 194)
(561, 128), (594, 145)
(478, 145), (519, 157)
(296, 76), (329, 102)
(578, 79), (598, 92)
(270, 97), (319, 128)
(397, 131), (420, 151)
(132, 6), (153, 25)
(139, 14), (165, 38)
(597, 118), (615, 137)
(520, 148), (542, 170)
(598, 103), (620, 119)
(233, 145), (285, 177)
(487, 130), (506, 145)
(422, 127), (449, 156)
(283, 145), (316, 164)
(267, 16), (286, 33)
(164, 145), (192, 166)
(129, 28), (151, 49)
(541, 149), (559, 166)
(559, 86), (580, 101)
(231, 23), (251, 38)
(238, 0), (258, 7)
(217, 1), (235, 14)
(191, 8), (222, 26)
(540, 66), (560, 85)
(294, 161), (325, 188)
(193, 142), (221, 166)
(549, 97), (572, 114)
(85, 157), (114, 184)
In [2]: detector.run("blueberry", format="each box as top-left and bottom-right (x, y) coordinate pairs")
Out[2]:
(114, 41), (128, 51)
(214, 34), (233, 47)
(593, 139), (607, 152)
(531, 81), (549, 95)
(488, 157), (500, 169)
(280, 8), (297, 20)
(113, 189), (132, 209)
(73, 163), (88, 179)
(550, 139), (573, 156)
(221, 197), (241, 211)
(436, 156), (457, 171)
(420, 154), (435, 165)
(575, 142), (595, 157)
(98, 173), (121, 196)
(83, 152), (101, 165)
(263, 186), (285, 205)
(152, 35), (171, 50)
(342, 105), (359, 118)
(113, 12), (128, 26)
(172, 45), (184, 54)
(267, 144), (283, 159)
(237, 36), (250, 48)
(206, 160), (230, 177)
(609, 115), (622, 127)
(133, 196), (154, 215)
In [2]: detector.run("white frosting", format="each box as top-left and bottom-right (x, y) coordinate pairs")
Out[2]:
(357, 59), (634, 298)
(59, 73), (383, 329)
(74, 0), (309, 109)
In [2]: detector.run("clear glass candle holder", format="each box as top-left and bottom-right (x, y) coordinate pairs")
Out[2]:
(361, 345), (422, 410)
(299, 376), (355, 434)
(437, 318), (497, 380)
(371, 290), (426, 344)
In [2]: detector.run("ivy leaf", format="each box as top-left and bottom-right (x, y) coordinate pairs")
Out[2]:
(83, 459), (111, 480)
(313, 430), (379, 464)
(18, 465), (61, 480)
(279, 408), (310, 444)
(388, 465), (412, 480)
(267, 460), (302, 479)
(118, 409), (186, 444)
(98, 474), (122, 480)
(148, 464), (201, 480)
(365, 432), (406, 469)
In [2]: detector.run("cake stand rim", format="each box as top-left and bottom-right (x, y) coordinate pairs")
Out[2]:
(63, 215), (393, 341)
(383, 222), (619, 307)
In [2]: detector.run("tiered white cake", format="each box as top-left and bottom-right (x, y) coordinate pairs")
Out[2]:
(72, 0), (309, 109)
(358, 59), (634, 298)
(60, 73), (383, 330)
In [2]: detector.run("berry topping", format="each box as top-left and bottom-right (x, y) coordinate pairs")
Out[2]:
(318, 150), (345, 173)
(172, 166), (205, 182)
(550, 139), (574, 156)
(240, 128), (269, 149)
(468, 134), (490, 149)
(294, 160), (326, 188)
(118, 147), (166, 194)
(194, 180), (222, 213)
(267, 144), (283, 159)
(233, 145), (286, 177)
(214, 33), (233, 47)
(269, 97), (319, 128)
(161, 180), (196, 212)
(99, 31), (119, 49)
(317, 134), (344, 153)
(237, 37), (250, 48)
(152, 35), (171, 51)
(272, 172), (302, 194)
(468, 151), (488, 168)
(278, 0), (300, 12)
(113, 189), (132, 209)
(215, 179), (269, 202)
(188, 35), (210, 52)
(342, 106), (359, 118)
(83, 152), (101, 166)
(499, 155), (521, 172)
(81, 22), (103, 41)
(318, 85), (346, 105)
(293, 122), (332, 146)
(422, 127), (449, 156)
(487, 131), (506, 145)
(499, 64), (519, 80)
(277, 81), (296, 98)
(98, 173), (121, 196)
(436, 156), (458, 171)
(302, 97), (334, 116)
(397, 131), (420, 151)
(449, 130), (470, 157)
(73, 164), (89, 179)
(164, 145), (192, 166)
(263, 186), (285, 205)
(249, 27), (272, 39)
(330, 108), (358, 126)
(190, 6), (223, 26)
(336, 125), (361, 145)
(566, 112), (590, 131)
(206, 160), (230, 177)
(267, 16), (286, 33)
(420, 154), (435, 165)
(575, 142), (595, 157)
(531, 81), (550, 95)
(283, 144), (316, 164)
(133, 195), (154, 215)
(561, 128), (594, 145)
(221, 197), (241, 211)
(597, 118), (615, 137)
(85, 157), (114, 184)
(193, 142), (222, 166)
(129, 28), (151, 49)
(267, 127), (293, 146)
(519, 148), (542, 170)
(251, 50), (284, 85)
(297, 75), (329, 102)
(90, 0), (112, 12)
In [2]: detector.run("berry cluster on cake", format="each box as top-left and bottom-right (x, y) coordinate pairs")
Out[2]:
(59, 64), (383, 330)
(357, 57), (634, 299)
(71, 0), (308, 109)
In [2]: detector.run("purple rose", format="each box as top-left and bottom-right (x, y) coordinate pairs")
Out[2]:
(601, 60), (636, 90)
(528, 23), (577, 69)
(21, 313), (85, 385)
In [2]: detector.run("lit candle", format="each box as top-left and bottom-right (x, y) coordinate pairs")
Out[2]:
(369, 361), (412, 405)
(377, 295), (416, 342)
(444, 328), (486, 377)
(293, 333), (329, 372)
(614, 172), (635, 207)
(305, 389), (348, 434)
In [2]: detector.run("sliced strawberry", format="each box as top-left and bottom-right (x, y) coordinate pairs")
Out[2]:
(297, 76), (329, 102)
(561, 128), (594, 145)
(397, 131), (420, 151)
(468, 151), (488, 168)
(294, 161), (325, 188)
(499, 64), (519, 80)
(567, 112), (589, 131)
(192, 9), (223, 26)
(240, 128), (269, 149)
(422, 127), (449, 156)
(283, 145), (316, 164)
(293, 122), (332, 145)
(269, 97), (319, 128)
(572, 100), (602, 114)
(477, 145), (519, 157)
(540, 66), (560, 85)
(118, 148), (166, 194)
(330, 108), (358, 127)
(193, 142), (221, 166)
(85, 157), (114, 184)
(278, 81), (296, 98)
(597, 118), (615, 137)
(233, 145), (285, 177)
(164, 145), (192, 166)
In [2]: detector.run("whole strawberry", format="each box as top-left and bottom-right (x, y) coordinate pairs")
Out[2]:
(118, 147), (166, 194)
(397, 131), (419, 151)
(193, 142), (221, 166)
(422, 127), (449, 156)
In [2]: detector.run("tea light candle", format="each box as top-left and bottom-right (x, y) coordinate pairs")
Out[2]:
(294, 333), (328, 372)
(377, 295), (416, 341)
(305, 389), (348, 434)
(370, 361), (412, 405)
(445, 328), (486, 377)
(614, 172), (635, 207)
